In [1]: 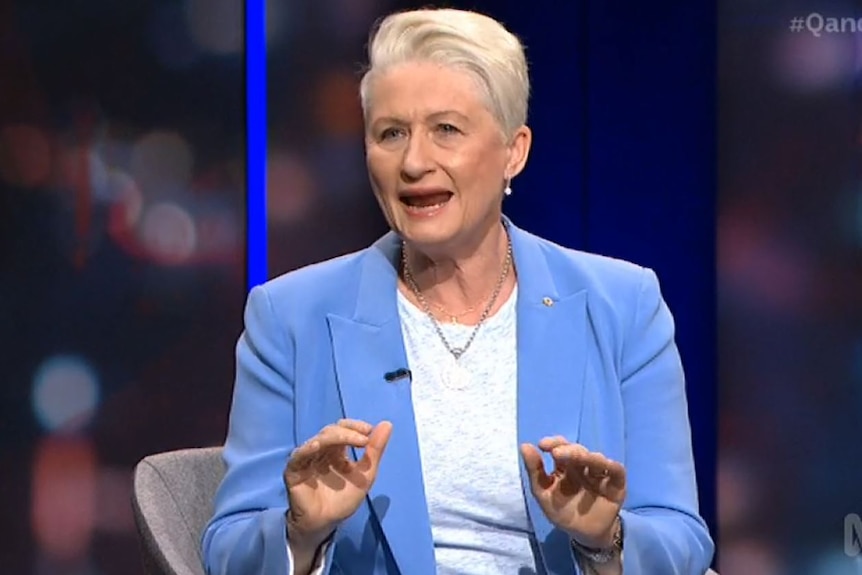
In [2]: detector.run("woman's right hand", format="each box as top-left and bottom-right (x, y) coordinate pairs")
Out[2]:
(283, 419), (392, 551)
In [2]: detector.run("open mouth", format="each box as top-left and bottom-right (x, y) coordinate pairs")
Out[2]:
(399, 191), (453, 212)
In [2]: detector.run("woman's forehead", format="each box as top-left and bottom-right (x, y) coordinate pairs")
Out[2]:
(367, 63), (489, 117)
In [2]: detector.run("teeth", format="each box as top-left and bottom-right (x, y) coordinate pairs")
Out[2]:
(401, 193), (452, 208)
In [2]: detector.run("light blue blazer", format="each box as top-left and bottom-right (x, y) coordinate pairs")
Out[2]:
(202, 217), (715, 575)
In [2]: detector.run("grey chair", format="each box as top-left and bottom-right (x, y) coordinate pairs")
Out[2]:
(131, 446), (720, 575)
(132, 447), (225, 575)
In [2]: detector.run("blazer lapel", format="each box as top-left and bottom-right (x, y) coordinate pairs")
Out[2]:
(327, 233), (437, 575)
(508, 220), (587, 574)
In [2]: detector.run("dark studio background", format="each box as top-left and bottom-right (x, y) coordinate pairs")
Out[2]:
(0, 1), (859, 574)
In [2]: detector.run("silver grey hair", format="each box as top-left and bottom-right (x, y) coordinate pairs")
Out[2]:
(359, 8), (530, 138)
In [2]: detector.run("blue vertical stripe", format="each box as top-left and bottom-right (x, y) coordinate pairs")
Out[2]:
(245, 0), (267, 290)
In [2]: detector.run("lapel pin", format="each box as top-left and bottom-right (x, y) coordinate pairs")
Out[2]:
(542, 297), (554, 307)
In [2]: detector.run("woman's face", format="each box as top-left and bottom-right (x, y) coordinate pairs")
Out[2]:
(364, 61), (530, 254)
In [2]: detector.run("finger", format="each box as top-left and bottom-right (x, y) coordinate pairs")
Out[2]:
(556, 447), (625, 491)
(597, 458), (626, 491)
(310, 428), (372, 474)
(583, 459), (626, 504)
(546, 444), (588, 493)
(287, 424), (370, 473)
(538, 435), (569, 452)
(286, 439), (321, 471)
(285, 436), (357, 486)
(336, 419), (374, 435)
(284, 440), (321, 485)
(316, 426), (371, 449)
(551, 443), (589, 473)
(357, 421), (393, 477)
(578, 451), (624, 483)
(520, 443), (553, 491)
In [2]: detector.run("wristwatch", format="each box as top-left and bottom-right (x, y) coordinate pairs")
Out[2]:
(570, 516), (623, 564)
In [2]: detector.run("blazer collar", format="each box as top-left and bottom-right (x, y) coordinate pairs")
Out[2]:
(329, 215), (586, 575)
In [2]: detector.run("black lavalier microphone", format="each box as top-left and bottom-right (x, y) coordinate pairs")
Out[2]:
(384, 368), (412, 383)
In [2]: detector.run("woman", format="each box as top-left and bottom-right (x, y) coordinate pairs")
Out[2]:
(203, 7), (714, 575)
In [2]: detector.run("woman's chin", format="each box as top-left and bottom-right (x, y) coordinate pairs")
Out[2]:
(396, 215), (461, 248)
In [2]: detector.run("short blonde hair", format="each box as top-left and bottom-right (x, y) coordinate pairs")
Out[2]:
(359, 8), (530, 138)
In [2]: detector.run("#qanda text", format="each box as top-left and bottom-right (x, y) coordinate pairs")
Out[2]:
(790, 13), (862, 37)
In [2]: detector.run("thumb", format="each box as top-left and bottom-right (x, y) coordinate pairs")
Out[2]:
(358, 421), (393, 478)
(520, 443), (552, 491)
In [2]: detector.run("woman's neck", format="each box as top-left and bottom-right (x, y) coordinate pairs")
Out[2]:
(400, 221), (515, 320)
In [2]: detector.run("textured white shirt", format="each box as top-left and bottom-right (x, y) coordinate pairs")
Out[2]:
(397, 285), (538, 574)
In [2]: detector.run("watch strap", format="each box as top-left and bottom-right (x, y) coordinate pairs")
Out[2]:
(570, 516), (623, 565)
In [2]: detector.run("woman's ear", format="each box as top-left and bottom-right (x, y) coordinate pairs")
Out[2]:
(505, 125), (532, 179)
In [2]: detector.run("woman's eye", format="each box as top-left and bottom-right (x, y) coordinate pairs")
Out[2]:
(380, 127), (405, 141)
(436, 123), (461, 135)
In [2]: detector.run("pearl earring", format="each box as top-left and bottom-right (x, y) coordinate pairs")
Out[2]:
(503, 179), (512, 196)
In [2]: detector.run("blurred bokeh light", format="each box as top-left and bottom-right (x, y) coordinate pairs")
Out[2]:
(31, 437), (97, 562)
(31, 355), (100, 434)
(130, 131), (194, 198)
(267, 149), (315, 224)
(139, 202), (198, 265)
(774, 33), (856, 92)
(185, 0), (243, 55)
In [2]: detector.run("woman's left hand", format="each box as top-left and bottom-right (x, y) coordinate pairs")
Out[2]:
(520, 436), (626, 549)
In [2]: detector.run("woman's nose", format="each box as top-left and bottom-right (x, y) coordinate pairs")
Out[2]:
(400, 133), (435, 180)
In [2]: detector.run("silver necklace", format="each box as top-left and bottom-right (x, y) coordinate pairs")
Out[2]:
(401, 235), (513, 360)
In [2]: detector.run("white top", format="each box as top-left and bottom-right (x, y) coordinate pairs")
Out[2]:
(398, 285), (537, 574)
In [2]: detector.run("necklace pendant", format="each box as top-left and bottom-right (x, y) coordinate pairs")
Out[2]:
(444, 360), (471, 390)
(451, 347), (463, 359)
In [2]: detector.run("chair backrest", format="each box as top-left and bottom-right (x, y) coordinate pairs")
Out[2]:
(132, 447), (225, 575)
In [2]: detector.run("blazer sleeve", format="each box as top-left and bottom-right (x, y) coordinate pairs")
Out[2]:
(617, 268), (715, 574)
(201, 285), (334, 575)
